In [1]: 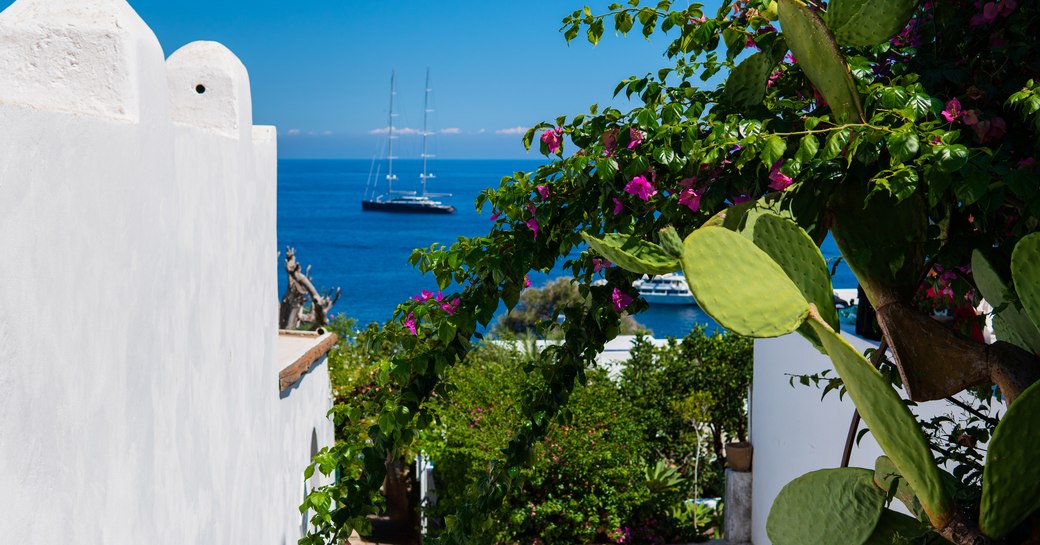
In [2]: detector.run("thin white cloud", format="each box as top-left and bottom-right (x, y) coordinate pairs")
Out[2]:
(369, 126), (423, 135)
(495, 126), (529, 135)
(478, 128), (487, 134)
(322, 130), (334, 136)
(440, 127), (462, 135)
(286, 129), (301, 136)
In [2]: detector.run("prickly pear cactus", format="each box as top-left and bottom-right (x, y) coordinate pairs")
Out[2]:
(972, 249), (1040, 354)
(751, 214), (840, 331)
(680, 226), (810, 337)
(981, 379), (1040, 539)
(807, 319), (954, 528)
(581, 232), (679, 275)
(724, 51), (778, 108)
(658, 226), (684, 259)
(767, 468), (886, 545)
(826, 0), (919, 47)
(873, 456), (928, 521)
(861, 509), (935, 545)
(778, 0), (865, 122)
(1011, 232), (1040, 336)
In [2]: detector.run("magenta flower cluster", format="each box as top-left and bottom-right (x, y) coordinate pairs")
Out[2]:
(541, 127), (564, 154)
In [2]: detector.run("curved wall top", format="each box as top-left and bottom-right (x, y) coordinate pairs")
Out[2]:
(167, 41), (253, 139)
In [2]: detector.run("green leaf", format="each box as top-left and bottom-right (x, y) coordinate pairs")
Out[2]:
(581, 232), (680, 275)
(767, 468), (885, 545)
(597, 157), (619, 182)
(887, 131), (919, 165)
(654, 146), (677, 168)
(761, 135), (788, 166)
(873, 456), (928, 521)
(981, 379), (1040, 538)
(795, 134), (820, 164)
(778, 0), (865, 122)
(1012, 233), (1040, 336)
(681, 226), (809, 337)
(933, 144), (969, 173)
(807, 319), (954, 528)
(827, 0), (918, 47)
(820, 129), (851, 162)
(973, 249), (1040, 354)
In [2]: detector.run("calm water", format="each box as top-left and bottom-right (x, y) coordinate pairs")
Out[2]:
(277, 159), (855, 338)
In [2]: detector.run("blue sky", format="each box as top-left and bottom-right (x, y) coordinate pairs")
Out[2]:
(0, 1), (717, 158)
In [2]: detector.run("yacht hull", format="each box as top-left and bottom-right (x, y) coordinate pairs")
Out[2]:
(361, 200), (456, 214)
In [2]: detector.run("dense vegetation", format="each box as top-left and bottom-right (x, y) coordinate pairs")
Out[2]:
(303, 1), (1040, 544)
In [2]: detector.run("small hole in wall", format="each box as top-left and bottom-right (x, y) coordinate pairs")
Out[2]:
(195, 84), (206, 94)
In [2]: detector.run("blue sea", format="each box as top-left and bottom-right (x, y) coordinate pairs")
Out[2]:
(277, 159), (855, 339)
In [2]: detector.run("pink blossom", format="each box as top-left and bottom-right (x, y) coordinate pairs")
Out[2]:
(526, 202), (537, 216)
(490, 211), (501, 221)
(603, 130), (618, 156)
(536, 185), (550, 200)
(732, 193), (752, 205)
(524, 275), (532, 288)
(541, 127), (564, 154)
(973, 116), (1007, 143)
(593, 258), (612, 273)
(767, 69), (783, 88)
(627, 129), (644, 149)
(612, 197), (624, 215)
(525, 217), (539, 238)
(679, 176), (699, 189)
(942, 98), (962, 122)
(962, 109), (980, 126)
(690, 15), (707, 24)
(678, 188), (703, 212)
(612, 288), (633, 311)
(404, 313), (417, 335)
(1017, 157), (1036, 169)
(415, 289), (434, 302)
(768, 160), (794, 191)
(624, 175), (657, 201)
(440, 298), (460, 315)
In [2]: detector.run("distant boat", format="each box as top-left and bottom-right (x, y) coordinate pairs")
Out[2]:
(362, 69), (456, 214)
(634, 273), (697, 305)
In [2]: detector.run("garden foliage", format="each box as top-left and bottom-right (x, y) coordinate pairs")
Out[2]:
(302, 1), (1040, 544)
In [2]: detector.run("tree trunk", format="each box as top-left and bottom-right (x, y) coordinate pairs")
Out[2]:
(279, 247), (340, 330)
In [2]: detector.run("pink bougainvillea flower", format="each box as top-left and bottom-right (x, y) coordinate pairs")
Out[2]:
(784, 52), (796, 64)
(1001, 0), (1017, 15)
(962, 109), (980, 126)
(404, 313), (417, 336)
(768, 160), (794, 191)
(536, 185), (550, 200)
(1017, 157), (1036, 169)
(541, 127), (564, 154)
(525, 217), (539, 238)
(627, 129), (644, 149)
(603, 129), (618, 156)
(942, 98), (962, 122)
(973, 116), (1007, 144)
(612, 197), (624, 215)
(489, 211), (501, 221)
(678, 188), (703, 212)
(731, 193), (752, 205)
(593, 257), (612, 273)
(690, 15), (707, 24)
(440, 298), (460, 315)
(612, 288), (633, 312)
(624, 175), (657, 201)
(679, 176), (699, 189)
(524, 275), (532, 288)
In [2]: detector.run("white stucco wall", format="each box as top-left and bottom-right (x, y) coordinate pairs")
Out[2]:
(0, 1), (334, 544)
(749, 333), (994, 545)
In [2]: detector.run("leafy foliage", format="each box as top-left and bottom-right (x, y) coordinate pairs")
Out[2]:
(302, 1), (1040, 544)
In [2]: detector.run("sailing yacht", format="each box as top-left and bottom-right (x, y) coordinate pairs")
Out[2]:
(362, 70), (456, 214)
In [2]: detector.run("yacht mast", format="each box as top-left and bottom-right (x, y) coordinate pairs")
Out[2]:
(420, 68), (434, 197)
(387, 70), (398, 194)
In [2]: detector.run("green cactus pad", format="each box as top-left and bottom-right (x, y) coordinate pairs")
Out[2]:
(723, 51), (776, 108)
(862, 509), (936, 545)
(826, 0), (919, 47)
(767, 468), (886, 545)
(1012, 233), (1040, 338)
(681, 226), (809, 337)
(778, 0), (865, 122)
(981, 379), (1040, 539)
(581, 232), (680, 275)
(752, 214), (840, 331)
(808, 319), (954, 528)
(659, 226), (684, 259)
(973, 249), (1040, 354)
(873, 456), (927, 521)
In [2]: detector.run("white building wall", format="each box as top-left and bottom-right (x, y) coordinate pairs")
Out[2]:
(0, 1), (333, 544)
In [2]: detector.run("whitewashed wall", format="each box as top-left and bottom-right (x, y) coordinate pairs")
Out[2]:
(0, 1), (333, 544)
(750, 333), (990, 545)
